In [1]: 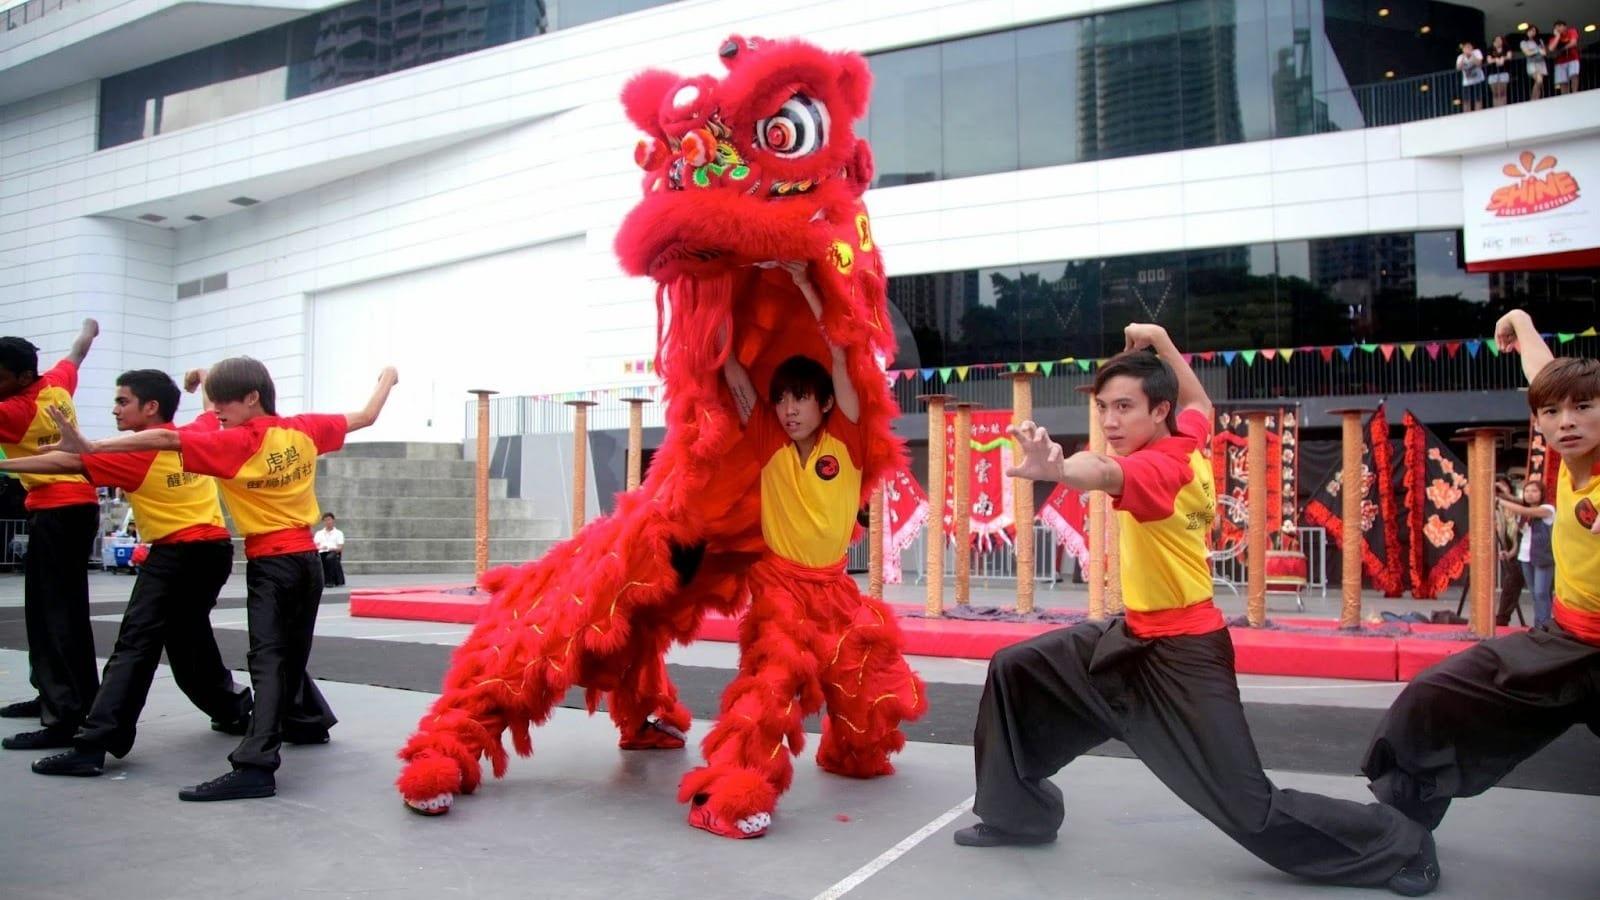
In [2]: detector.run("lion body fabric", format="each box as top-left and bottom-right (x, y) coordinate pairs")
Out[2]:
(395, 35), (927, 833)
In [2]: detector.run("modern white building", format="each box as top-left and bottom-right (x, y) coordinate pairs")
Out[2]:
(3, 0), (1599, 452)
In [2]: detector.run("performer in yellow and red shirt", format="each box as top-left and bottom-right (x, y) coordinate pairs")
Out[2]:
(958, 324), (1438, 897)
(46, 356), (398, 802)
(1365, 309), (1600, 837)
(0, 369), (253, 777)
(0, 319), (104, 751)
(678, 261), (925, 841)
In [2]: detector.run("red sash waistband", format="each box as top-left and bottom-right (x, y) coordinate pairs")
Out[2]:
(244, 527), (316, 559)
(1124, 599), (1226, 639)
(1553, 597), (1600, 646)
(755, 553), (849, 583)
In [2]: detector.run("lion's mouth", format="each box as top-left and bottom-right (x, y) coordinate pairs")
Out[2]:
(650, 243), (724, 273)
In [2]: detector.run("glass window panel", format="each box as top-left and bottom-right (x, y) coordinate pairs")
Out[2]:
(1412, 230), (1489, 339)
(869, 45), (943, 187)
(1185, 243), (1277, 351)
(940, 31), (1019, 179)
(1100, 252), (1187, 355)
(1017, 20), (1084, 169)
(1082, 4), (1183, 160)
(1016, 260), (1101, 361)
(551, 0), (670, 30)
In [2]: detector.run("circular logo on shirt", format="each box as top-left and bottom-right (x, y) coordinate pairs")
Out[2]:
(1576, 498), (1598, 530)
(815, 455), (840, 480)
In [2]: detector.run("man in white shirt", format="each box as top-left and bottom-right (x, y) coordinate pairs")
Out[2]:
(314, 513), (346, 587)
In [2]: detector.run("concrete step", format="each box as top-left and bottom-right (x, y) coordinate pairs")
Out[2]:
(314, 477), (507, 500)
(315, 516), (561, 540)
(318, 457), (476, 479)
(340, 537), (556, 562)
(312, 496), (541, 519)
(335, 442), (463, 461)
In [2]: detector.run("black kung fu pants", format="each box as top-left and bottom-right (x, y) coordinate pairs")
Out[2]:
(1363, 620), (1600, 830)
(228, 551), (337, 771)
(973, 618), (1425, 887)
(75, 540), (250, 757)
(24, 503), (100, 731)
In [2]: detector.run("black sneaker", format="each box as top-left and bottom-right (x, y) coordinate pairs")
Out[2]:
(178, 767), (276, 802)
(32, 748), (105, 777)
(0, 697), (41, 719)
(952, 823), (1057, 847)
(2, 726), (75, 750)
(1387, 830), (1440, 897)
(210, 691), (254, 736)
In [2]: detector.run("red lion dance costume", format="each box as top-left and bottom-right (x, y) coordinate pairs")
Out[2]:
(396, 35), (927, 839)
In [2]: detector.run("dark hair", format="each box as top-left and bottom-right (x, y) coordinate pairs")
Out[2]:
(768, 355), (834, 408)
(116, 369), (180, 423)
(1092, 349), (1179, 416)
(1527, 357), (1600, 411)
(205, 356), (277, 415)
(323, 513), (336, 521)
(0, 337), (39, 379)
(1554, 19), (1566, 27)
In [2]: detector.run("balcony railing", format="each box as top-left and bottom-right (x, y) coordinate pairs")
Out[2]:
(1335, 51), (1600, 129)
(2, 0), (83, 33)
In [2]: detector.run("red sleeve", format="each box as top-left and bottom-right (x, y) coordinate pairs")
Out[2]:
(180, 425), (261, 478)
(80, 450), (157, 493)
(179, 411), (222, 434)
(283, 414), (347, 454)
(41, 359), (78, 395)
(1111, 418), (1202, 523)
(826, 413), (865, 467)
(0, 393), (33, 443)
(746, 408), (787, 463)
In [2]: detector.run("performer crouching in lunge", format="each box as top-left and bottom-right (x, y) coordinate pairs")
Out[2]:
(955, 323), (1439, 897)
(0, 369), (252, 776)
(1363, 309), (1600, 830)
(44, 359), (397, 801)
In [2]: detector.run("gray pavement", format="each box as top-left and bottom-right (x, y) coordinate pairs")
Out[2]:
(0, 647), (1594, 899)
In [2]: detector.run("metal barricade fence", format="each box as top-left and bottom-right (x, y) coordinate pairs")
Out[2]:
(845, 523), (1062, 586)
(0, 518), (25, 569)
(1209, 526), (1329, 597)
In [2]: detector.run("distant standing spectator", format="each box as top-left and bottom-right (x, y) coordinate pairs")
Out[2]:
(1548, 20), (1582, 94)
(1486, 35), (1513, 106)
(1498, 479), (1555, 627)
(1522, 26), (1549, 99)
(315, 513), (346, 587)
(1456, 41), (1486, 111)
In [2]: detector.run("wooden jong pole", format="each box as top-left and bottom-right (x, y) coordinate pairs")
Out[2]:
(1243, 409), (1272, 627)
(564, 400), (598, 537)
(469, 390), (498, 580)
(1457, 427), (1514, 639)
(1087, 394), (1107, 621)
(1328, 408), (1374, 629)
(919, 394), (954, 617)
(1008, 373), (1038, 613)
(868, 483), (885, 601)
(1105, 484), (1124, 615)
(953, 402), (979, 605)
(622, 397), (651, 492)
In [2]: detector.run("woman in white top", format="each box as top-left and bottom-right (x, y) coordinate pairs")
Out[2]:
(1496, 480), (1555, 626)
(1520, 26), (1548, 100)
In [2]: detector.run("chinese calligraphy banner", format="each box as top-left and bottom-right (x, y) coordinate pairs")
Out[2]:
(1401, 411), (1471, 599)
(881, 467), (928, 585)
(942, 410), (1017, 550)
(1038, 482), (1089, 572)
(1210, 406), (1300, 551)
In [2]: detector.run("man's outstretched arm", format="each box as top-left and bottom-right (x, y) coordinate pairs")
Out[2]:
(1005, 421), (1124, 495)
(344, 367), (399, 433)
(44, 405), (179, 454)
(65, 318), (99, 367)
(0, 451), (85, 476)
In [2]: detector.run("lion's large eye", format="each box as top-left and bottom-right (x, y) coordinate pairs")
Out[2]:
(755, 94), (829, 158)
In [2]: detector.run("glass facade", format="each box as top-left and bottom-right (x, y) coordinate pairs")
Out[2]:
(860, 0), (1499, 187)
(97, 0), (679, 149)
(884, 230), (1600, 368)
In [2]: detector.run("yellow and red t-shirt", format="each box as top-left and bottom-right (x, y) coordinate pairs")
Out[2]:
(0, 359), (99, 511)
(178, 413), (346, 559)
(1552, 458), (1600, 644)
(750, 409), (864, 568)
(80, 416), (230, 545)
(1111, 407), (1224, 638)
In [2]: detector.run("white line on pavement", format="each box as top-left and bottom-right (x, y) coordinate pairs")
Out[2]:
(811, 795), (975, 900)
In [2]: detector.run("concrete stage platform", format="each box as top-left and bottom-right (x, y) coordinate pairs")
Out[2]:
(1, 647), (1596, 900)
(350, 584), (1515, 682)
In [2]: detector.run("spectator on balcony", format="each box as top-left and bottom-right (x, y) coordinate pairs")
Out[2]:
(1521, 26), (1549, 100)
(1456, 41), (1486, 111)
(1485, 35), (1513, 106)
(1548, 21), (1582, 95)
